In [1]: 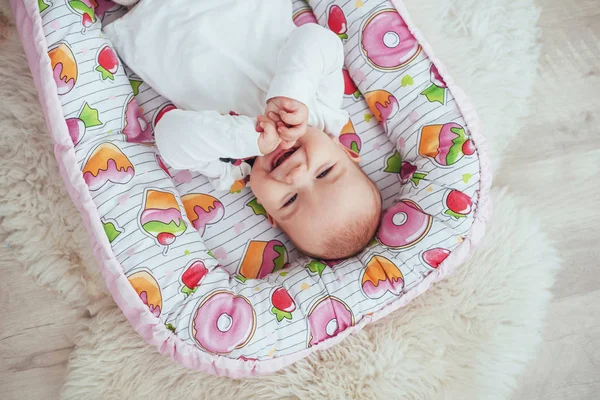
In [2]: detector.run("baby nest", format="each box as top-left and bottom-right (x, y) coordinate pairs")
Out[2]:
(12, 0), (492, 377)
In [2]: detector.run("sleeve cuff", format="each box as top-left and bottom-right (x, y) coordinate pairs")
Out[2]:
(266, 72), (316, 108)
(232, 122), (262, 157)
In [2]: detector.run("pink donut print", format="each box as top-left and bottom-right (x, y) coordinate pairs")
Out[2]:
(293, 8), (318, 27)
(360, 9), (421, 71)
(307, 296), (354, 347)
(192, 291), (256, 354)
(122, 94), (153, 143)
(377, 199), (433, 249)
(95, 0), (123, 22)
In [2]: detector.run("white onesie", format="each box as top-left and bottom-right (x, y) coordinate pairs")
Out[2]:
(104, 0), (349, 190)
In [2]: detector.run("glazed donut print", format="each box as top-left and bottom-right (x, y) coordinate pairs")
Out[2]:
(360, 8), (421, 71)
(191, 291), (256, 354)
(307, 296), (354, 347)
(27, 0), (487, 375)
(377, 199), (433, 249)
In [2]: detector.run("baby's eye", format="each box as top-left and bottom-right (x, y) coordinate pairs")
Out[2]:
(317, 166), (334, 179)
(283, 194), (297, 207)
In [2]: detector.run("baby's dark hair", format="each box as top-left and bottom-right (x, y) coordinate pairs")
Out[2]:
(300, 178), (382, 260)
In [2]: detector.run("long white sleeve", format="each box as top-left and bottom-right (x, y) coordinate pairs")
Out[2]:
(154, 109), (260, 190)
(266, 24), (349, 136)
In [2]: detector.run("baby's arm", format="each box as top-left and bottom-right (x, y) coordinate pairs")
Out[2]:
(154, 109), (279, 190)
(267, 23), (346, 134)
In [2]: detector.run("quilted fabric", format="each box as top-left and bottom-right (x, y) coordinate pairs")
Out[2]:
(11, 0), (491, 376)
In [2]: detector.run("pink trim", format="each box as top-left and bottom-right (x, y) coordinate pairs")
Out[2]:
(11, 0), (492, 377)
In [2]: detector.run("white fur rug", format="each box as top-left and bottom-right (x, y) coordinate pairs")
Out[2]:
(61, 190), (559, 399)
(0, 0), (556, 398)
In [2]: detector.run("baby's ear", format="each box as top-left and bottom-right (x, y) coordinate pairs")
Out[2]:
(335, 137), (361, 163)
(267, 213), (278, 228)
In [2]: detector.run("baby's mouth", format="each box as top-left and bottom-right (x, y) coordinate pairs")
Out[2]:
(272, 147), (298, 170)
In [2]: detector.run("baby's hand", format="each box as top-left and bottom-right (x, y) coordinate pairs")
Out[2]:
(256, 115), (282, 155)
(265, 97), (308, 143)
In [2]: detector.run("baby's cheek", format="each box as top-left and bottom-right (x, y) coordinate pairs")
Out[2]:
(248, 175), (273, 212)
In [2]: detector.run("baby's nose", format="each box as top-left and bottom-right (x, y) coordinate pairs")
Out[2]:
(285, 164), (308, 185)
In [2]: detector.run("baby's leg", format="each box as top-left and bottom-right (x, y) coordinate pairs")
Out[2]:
(154, 109), (261, 172)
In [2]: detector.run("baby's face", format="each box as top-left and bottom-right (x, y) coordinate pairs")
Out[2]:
(250, 127), (377, 256)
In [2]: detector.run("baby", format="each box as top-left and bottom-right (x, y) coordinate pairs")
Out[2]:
(105, 0), (381, 259)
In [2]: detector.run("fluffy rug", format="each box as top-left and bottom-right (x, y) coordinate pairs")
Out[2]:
(0, 0), (555, 398)
(61, 190), (560, 399)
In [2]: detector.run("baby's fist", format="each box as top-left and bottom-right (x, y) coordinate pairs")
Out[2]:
(265, 97), (308, 142)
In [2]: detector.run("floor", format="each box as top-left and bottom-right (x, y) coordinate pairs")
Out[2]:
(500, 0), (600, 398)
(1, 1), (599, 399)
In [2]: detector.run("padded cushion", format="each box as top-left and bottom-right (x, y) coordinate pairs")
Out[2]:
(11, 0), (491, 377)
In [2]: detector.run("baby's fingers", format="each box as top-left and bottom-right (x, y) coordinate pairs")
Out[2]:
(267, 111), (281, 123)
(255, 119), (264, 132)
(257, 115), (274, 132)
(258, 119), (281, 154)
(277, 122), (306, 142)
(259, 118), (277, 136)
(279, 109), (305, 126)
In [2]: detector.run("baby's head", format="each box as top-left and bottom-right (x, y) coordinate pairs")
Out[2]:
(250, 127), (382, 260)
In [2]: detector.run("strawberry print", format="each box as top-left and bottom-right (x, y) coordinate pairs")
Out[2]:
(342, 69), (360, 98)
(306, 260), (326, 276)
(422, 248), (451, 269)
(384, 151), (427, 187)
(421, 64), (447, 104)
(101, 219), (122, 243)
(65, 102), (102, 145)
(419, 123), (475, 167)
(328, 5), (348, 40)
(129, 79), (143, 96)
(67, 0), (97, 30)
(181, 260), (208, 297)
(38, 0), (51, 13)
(399, 162), (426, 186)
(462, 139), (476, 156)
(271, 287), (296, 322)
(95, 45), (119, 81)
(444, 190), (473, 219)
